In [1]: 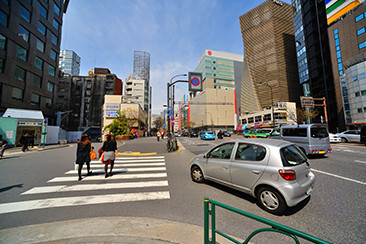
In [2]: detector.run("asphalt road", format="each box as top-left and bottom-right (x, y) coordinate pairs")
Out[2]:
(0, 136), (365, 243)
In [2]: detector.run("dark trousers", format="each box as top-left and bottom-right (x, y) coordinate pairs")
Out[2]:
(22, 144), (28, 152)
(78, 161), (91, 179)
(104, 160), (114, 174)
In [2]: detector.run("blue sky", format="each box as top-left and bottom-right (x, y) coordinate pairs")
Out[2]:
(61, 0), (291, 114)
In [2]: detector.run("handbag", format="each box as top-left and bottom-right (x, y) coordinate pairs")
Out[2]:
(74, 162), (79, 170)
(90, 148), (97, 160)
(99, 152), (104, 162)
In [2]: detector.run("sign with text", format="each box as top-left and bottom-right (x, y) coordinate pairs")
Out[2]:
(106, 103), (120, 111)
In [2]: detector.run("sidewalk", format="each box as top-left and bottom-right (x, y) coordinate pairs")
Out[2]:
(0, 217), (239, 244)
(2, 144), (70, 156)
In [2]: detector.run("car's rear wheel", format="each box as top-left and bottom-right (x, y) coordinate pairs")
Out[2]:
(191, 166), (205, 183)
(256, 187), (286, 215)
(341, 137), (348, 143)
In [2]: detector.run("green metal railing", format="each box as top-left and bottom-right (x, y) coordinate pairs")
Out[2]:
(204, 198), (332, 244)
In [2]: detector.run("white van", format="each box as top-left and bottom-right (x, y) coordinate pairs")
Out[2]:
(270, 124), (332, 155)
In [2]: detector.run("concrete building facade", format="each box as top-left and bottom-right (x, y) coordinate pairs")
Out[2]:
(239, 0), (302, 119)
(56, 68), (122, 131)
(328, 2), (366, 128)
(124, 74), (146, 107)
(189, 50), (243, 132)
(0, 0), (69, 124)
(59, 50), (80, 76)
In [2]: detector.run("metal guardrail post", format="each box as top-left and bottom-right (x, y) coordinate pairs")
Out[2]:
(204, 198), (210, 244)
(204, 198), (332, 244)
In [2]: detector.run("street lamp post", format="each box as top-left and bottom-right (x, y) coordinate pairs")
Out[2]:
(167, 74), (187, 136)
(259, 82), (275, 127)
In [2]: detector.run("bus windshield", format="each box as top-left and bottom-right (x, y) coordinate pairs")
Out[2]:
(311, 127), (328, 138)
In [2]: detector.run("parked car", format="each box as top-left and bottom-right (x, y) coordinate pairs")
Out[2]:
(243, 129), (271, 138)
(329, 133), (341, 143)
(361, 126), (366, 145)
(189, 131), (198, 137)
(182, 132), (189, 137)
(336, 130), (361, 143)
(200, 131), (216, 140)
(222, 131), (231, 137)
(190, 139), (315, 215)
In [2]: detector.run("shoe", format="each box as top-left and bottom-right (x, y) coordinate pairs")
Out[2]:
(78, 177), (82, 181)
(109, 172), (113, 177)
(105, 174), (109, 178)
(87, 171), (93, 176)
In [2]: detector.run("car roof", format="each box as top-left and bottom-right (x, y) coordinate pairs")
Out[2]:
(280, 123), (326, 129)
(230, 138), (294, 148)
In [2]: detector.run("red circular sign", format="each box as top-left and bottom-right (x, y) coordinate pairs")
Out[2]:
(208, 50), (212, 55)
(191, 77), (200, 87)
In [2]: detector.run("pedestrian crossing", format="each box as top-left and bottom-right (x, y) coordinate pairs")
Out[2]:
(0, 155), (170, 215)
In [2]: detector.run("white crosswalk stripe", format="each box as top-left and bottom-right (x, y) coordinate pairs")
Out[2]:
(0, 155), (170, 214)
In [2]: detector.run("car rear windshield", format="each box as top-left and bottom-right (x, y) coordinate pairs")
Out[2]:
(207, 132), (214, 134)
(311, 127), (328, 138)
(280, 145), (308, 166)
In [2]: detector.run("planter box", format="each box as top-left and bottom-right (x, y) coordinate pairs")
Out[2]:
(116, 135), (133, 140)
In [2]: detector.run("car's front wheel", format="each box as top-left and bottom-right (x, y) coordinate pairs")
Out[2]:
(341, 137), (348, 143)
(191, 166), (205, 183)
(256, 187), (286, 215)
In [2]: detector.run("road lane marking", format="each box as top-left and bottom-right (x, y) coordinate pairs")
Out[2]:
(47, 173), (168, 182)
(0, 191), (170, 215)
(312, 169), (366, 185)
(355, 160), (366, 164)
(90, 159), (165, 164)
(65, 167), (166, 174)
(89, 163), (166, 168)
(22, 181), (169, 195)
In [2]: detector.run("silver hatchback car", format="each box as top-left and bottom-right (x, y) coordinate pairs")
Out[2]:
(190, 139), (315, 215)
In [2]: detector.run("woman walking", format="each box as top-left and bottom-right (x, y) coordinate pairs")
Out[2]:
(102, 134), (118, 178)
(76, 134), (92, 181)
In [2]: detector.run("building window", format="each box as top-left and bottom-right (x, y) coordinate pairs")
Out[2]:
(353, 76), (358, 81)
(18, 25), (29, 42)
(33, 74), (41, 88)
(45, 98), (52, 109)
(35, 57), (43, 70)
(359, 41), (366, 49)
(356, 13), (364, 22)
(36, 38), (45, 52)
(358, 108), (363, 113)
(47, 81), (54, 93)
(361, 90), (366, 96)
(16, 46), (27, 61)
(359, 73), (366, 79)
(38, 21), (46, 35)
(51, 33), (58, 45)
(20, 5), (31, 23)
(49, 64), (55, 77)
(54, 3), (60, 16)
(40, 4), (47, 19)
(52, 19), (59, 31)
(14, 66), (26, 81)
(0, 34), (6, 50)
(31, 93), (40, 106)
(0, 58), (4, 73)
(12, 87), (23, 102)
(357, 27), (365, 36)
(50, 49), (57, 61)
(355, 91), (360, 97)
(2, 0), (9, 4)
(0, 10), (8, 27)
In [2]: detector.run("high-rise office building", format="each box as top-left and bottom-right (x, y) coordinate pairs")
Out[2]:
(59, 50), (80, 76)
(239, 0), (302, 122)
(292, 0), (339, 132)
(133, 51), (150, 113)
(0, 0), (69, 124)
(328, 2), (366, 128)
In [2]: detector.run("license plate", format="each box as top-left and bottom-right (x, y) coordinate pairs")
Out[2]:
(319, 150), (325, 154)
(306, 186), (314, 195)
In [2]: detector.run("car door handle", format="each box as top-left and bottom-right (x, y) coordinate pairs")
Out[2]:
(223, 167), (229, 170)
(252, 170), (260, 175)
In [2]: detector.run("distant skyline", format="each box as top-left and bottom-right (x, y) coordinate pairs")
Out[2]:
(61, 0), (292, 114)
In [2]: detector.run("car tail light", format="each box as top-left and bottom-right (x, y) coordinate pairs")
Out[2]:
(327, 149), (332, 152)
(278, 169), (296, 181)
(311, 149), (318, 153)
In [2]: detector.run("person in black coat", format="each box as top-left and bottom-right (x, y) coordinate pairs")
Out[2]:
(0, 135), (8, 159)
(19, 133), (29, 152)
(76, 134), (92, 181)
(101, 134), (118, 178)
